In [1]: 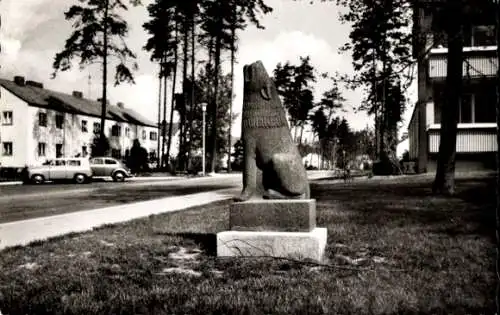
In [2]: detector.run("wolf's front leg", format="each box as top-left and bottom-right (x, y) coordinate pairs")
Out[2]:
(234, 138), (257, 202)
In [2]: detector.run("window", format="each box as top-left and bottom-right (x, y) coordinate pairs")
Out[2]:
(43, 160), (54, 166)
(56, 114), (64, 129)
(142, 130), (147, 140)
(125, 127), (130, 137)
(111, 125), (121, 137)
(433, 86), (444, 124)
(105, 158), (118, 165)
(462, 25), (496, 47)
(111, 149), (121, 159)
(91, 158), (104, 165)
(475, 88), (496, 123)
(432, 31), (448, 48)
(56, 143), (63, 158)
(150, 131), (158, 141)
(459, 94), (473, 123)
(435, 95), (473, 124)
(472, 25), (496, 46)
(2, 111), (12, 125)
(82, 120), (88, 132)
(82, 146), (88, 157)
(39, 112), (47, 127)
(2, 142), (12, 156)
(55, 159), (66, 166)
(434, 86), (497, 124)
(38, 142), (46, 157)
(68, 160), (81, 166)
(93, 122), (101, 134)
(434, 25), (497, 48)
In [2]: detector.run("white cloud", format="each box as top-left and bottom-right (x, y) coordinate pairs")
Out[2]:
(0, 0), (68, 40)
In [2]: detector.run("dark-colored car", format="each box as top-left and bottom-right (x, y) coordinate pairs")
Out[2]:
(90, 157), (132, 182)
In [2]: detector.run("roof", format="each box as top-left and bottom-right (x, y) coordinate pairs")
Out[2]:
(0, 78), (157, 128)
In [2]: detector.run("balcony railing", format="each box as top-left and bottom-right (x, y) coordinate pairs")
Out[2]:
(428, 53), (497, 79)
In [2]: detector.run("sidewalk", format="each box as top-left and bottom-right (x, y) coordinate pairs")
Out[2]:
(0, 187), (240, 251)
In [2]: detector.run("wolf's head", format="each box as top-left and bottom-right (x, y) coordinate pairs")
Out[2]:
(241, 60), (288, 129)
(243, 60), (280, 106)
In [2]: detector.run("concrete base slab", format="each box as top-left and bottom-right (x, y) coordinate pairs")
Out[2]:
(230, 199), (316, 232)
(216, 227), (327, 262)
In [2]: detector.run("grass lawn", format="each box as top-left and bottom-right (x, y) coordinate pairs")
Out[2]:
(0, 173), (496, 314)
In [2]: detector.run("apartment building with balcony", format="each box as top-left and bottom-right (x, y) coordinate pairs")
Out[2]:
(0, 75), (167, 170)
(409, 1), (497, 172)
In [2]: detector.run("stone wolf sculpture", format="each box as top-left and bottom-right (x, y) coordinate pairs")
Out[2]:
(235, 60), (310, 201)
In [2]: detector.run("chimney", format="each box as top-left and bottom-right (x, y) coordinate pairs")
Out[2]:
(72, 91), (83, 98)
(117, 102), (124, 109)
(13, 76), (25, 86)
(25, 80), (44, 89)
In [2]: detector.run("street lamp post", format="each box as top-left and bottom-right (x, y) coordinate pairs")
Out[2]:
(201, 103), (207, 176)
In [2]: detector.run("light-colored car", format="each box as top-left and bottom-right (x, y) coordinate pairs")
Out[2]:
(89, 157), (132, 182)
(23, 157), (92, 184)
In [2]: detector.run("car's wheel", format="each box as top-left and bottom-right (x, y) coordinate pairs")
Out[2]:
(31, 174), (45, 184)
(112, 171), (125, 182)
(74, 173), (87, 184)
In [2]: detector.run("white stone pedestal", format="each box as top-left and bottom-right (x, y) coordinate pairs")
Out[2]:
(216, 227), (327, 262)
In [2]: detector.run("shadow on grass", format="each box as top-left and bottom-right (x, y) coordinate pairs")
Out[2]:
(312, 174), (496, 240)
(156, 232), (218, 256)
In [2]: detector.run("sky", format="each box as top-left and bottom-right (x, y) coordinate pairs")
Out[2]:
(0, 0), (417, 140)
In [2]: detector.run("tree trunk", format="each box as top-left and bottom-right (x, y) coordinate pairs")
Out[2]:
(157, 62), (162, 170)
(187, 12), (196, 172)
(178, 21), (189, 172)
(166, 20), (179, 171)
(372, 51), (379, 161)
(161, 55), (168, 168)
(209, 16), (223, 173)
(432, 0), (463, 195)
(99, 0), (109, 149)
(227, 16), (236, 173)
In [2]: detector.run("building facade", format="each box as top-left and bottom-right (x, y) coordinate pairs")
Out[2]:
(0, 76), (163, 169)
(409, 1), (497, 172)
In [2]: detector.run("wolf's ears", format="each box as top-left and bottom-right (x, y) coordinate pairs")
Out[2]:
(260, 81), (272, 100)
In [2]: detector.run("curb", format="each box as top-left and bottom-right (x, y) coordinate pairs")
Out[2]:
(0, 181), (22, 186)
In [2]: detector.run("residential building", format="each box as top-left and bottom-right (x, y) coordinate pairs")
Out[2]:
(0, 75), (170, 170)
(409, 1), (497, 172)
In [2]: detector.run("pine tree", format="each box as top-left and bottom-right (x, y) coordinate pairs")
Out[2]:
(52, 0), (141, 155)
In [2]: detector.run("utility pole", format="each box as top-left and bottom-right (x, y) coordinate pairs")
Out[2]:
(157, 64), (162, 170)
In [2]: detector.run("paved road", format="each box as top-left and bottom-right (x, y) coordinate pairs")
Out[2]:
(0, 175), (242, 224)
